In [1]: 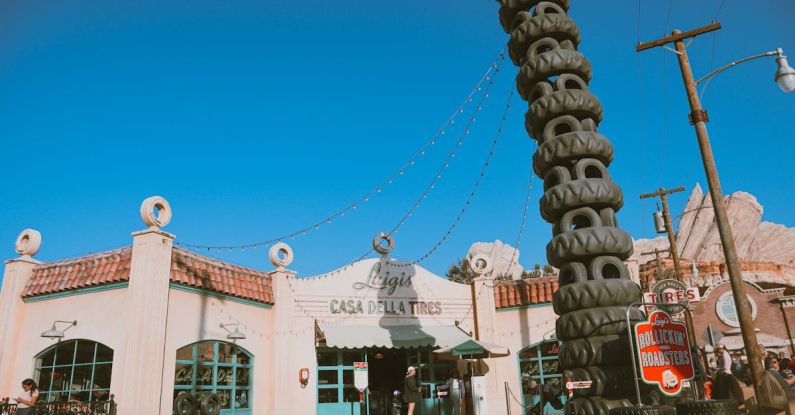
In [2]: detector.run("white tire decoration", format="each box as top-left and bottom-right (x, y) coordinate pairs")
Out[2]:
(372, 232), (395, 255)
(469, 254), (493, 276)
(15, 228), (42, 257)
(269, 242), (294, 269)
(140, 196), (172, 229)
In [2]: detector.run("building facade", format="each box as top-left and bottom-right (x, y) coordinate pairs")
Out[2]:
(0, 197), (566, 415)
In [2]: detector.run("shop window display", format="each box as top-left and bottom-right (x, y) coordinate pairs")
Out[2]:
(34, 340), (113, 403)
(518, 340), (563, 413)
(174, 341), (252, 414)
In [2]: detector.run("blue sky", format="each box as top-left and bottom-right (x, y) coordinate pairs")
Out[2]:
(1, 0), (793, 280)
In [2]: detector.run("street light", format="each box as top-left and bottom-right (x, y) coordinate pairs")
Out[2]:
(41, 320), (77, 339)
(636, 23), (792, 398)
(697, 48), (795, 100)
(220, 323), (246, 341)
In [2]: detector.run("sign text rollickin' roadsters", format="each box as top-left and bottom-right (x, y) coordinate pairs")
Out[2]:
(633, 310), (695, 395)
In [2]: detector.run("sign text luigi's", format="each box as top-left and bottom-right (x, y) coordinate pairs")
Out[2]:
(633, 310), (694, 396)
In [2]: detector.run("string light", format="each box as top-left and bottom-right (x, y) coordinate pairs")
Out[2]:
(173, 49), (506, 253)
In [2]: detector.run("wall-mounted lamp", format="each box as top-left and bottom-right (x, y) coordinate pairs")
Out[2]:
(41, 320), (77, 339)
(220, 323), (246, 341)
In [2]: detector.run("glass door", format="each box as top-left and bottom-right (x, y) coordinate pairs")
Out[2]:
(317, 349), (366, 415)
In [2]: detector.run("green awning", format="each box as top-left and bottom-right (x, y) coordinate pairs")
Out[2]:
(318, 324), (473, 349)
(434, 338), (509, 358)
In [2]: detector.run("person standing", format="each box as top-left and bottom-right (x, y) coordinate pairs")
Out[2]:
(13, 379), (39, 415)
(712, 344), (732, 399)
(441, 370), (465, 415)
(403, 366), (421, 415)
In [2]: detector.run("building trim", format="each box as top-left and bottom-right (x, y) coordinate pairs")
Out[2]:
(495, 303), (551, 312)
(22, 282), (129, 303)
(169, 283), (273, 309)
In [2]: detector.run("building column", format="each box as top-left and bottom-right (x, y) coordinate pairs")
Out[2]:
(0, 229), (42, 396)
(473, 276), (504, 414)
(117, 197), (174, 415)
(271, 265), (298, 414)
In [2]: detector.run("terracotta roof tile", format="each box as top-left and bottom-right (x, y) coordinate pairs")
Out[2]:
(169, 247), (273, 304)
(493, 276), (559, 309)
(23, 248), (133, 297)
(21, 246), (274, 305)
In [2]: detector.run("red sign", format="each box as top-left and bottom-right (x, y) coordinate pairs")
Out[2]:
(633, 310), (694, 396)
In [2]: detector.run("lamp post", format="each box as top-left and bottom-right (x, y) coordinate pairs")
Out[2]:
(636, 23), (794, 397)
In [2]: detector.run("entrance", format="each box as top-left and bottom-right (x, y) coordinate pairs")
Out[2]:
(316, 348), (456, 415)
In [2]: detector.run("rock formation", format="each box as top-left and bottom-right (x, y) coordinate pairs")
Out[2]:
(466, 240), (524, 279)
(630, 183), (795, 265)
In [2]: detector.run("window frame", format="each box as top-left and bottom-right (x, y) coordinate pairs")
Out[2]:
(34, 339), (114, 403)
(174, 341), (253, 413)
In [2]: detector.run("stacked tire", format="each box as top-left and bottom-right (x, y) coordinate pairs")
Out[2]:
(496, 1), (644, 414)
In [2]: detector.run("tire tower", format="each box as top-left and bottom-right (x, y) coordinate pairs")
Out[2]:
(497, 1), (645, 414)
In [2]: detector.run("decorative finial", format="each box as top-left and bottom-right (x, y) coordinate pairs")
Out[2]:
(140, 196), (172, 229)
(269, 242), (294, 270)
(372, 232), (394, 256)
(15, 229), (41, 258)
(469, 254), (492, 276)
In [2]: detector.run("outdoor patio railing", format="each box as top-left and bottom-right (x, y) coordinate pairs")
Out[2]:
(34, 397), (117, 415)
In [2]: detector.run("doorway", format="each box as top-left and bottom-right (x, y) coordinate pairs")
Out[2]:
(366, 349), (408, 415)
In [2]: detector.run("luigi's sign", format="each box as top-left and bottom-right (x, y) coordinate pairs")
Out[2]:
(633, 309), (694, 396)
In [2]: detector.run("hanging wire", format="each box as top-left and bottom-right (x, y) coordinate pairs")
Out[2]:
(344, 52), (508, 264)
(174, 49), (506, 253)
(507, 150), (536, 271)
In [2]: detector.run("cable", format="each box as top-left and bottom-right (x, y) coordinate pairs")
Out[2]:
(507, 152), (536, 272)
(174, 49), (506, 253)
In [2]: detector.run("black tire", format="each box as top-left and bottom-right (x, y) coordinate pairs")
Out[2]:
(525, 89), (603, 139)
(609, 405), (677, 415)
(517, 49), (591, 100)
(556, 306), (643, 340)
(546, 226), (633, 267)
(558, 261), (588, 286)
(173, 393), (196, 415)
(540, 178), (624, 223)
(508, 13), (581, 65)
(675, 400), (739, 415)
(200, 393), (221, 415)
(568, 366), (638, 398)
(553, 279), (641, 314)
(498, 0), (571, 33)
(533, 131), (613, 177)
(589, 255), (630, 280)
(559, 334), (631, 368)
(566, 397), (633, 415)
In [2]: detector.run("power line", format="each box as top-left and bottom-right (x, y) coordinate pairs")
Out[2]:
(174, 50), (506, 253)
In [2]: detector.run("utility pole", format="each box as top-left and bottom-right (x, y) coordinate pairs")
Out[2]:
(637, 22), (764, 392)
(641, 248), (669, 288)
(641, 186), (686, 282)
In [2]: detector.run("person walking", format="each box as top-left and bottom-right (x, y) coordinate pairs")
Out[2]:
(403, 366), (421, 415)
(12, 379), (39, 415)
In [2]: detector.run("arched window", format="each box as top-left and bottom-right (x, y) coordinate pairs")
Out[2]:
(174, 341), (252, 414)
(518, 340), (563, 413)
(34, 340), (114, 402)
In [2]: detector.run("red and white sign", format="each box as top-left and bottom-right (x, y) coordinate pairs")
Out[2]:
(565, 380), (593, 390)
(643, 280), (701, 314)
(633, 310), (694, 396)
(353, 362), (369, 393)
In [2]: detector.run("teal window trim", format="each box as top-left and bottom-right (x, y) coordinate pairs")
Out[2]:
(517, 340), (563, 410)
(174, 340), (253, 413)
(169, 283), (272, 309)
(23, 282), (129, 303)
(34, 339), (115, 402)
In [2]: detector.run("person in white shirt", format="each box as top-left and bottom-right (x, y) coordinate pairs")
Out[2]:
(12, 379), (39, 415)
